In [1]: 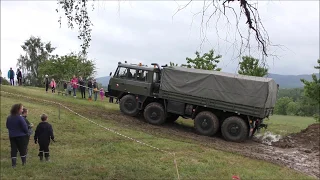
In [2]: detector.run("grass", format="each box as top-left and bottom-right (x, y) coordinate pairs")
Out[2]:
(0, 85), (316, 179)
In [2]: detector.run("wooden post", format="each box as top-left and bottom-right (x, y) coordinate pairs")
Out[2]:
(59, 104), (61, 120)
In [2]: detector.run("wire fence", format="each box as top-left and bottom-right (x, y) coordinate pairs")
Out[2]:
(1, 90), (180, 180)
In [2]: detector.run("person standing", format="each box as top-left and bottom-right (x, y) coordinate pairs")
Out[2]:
(7, 68), (15, 86)
(79, 76), (86, 99)
(44, 75), (49, 93)
(21, 108), (33, 156)
(71, 75), (78, 98)
(16, 68), (22, 86)
(34, 114), (55, 162)
(6, 103), (29, 167)
(50, 78), (56, 93)
(87, 79), (93, 101)
(93, 80), (98, 101)
(67, 80), (72, 96)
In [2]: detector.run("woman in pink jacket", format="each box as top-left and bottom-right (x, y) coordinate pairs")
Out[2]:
(50, 79), (56, 93)
(71, 75), (78, 97)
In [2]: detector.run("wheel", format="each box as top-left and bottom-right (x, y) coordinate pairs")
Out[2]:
(166, 113), (180, 123)
(194, 111), (219, 136)
(144, 102), (166, 125)
(119, 94), (139, 116)
(221, 116), (248, 142)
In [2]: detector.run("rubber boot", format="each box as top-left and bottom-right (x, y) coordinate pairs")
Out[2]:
(40, 156), (43, 162)
(45, 156), (50, 162)
(12, 158), (17, 168)
(21, 156), (26, 166)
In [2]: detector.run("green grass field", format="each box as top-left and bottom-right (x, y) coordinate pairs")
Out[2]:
(0, 85), (316, 179)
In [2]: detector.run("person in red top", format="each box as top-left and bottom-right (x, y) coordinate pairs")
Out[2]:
(70, 75), (78, 97)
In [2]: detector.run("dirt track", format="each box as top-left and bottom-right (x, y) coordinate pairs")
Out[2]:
(2, 92), (320, 178)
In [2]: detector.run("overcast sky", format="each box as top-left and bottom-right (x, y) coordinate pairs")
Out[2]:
(1, 1), (319, 78)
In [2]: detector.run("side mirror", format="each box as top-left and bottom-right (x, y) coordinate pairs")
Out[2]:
(109, 72), (112, 76)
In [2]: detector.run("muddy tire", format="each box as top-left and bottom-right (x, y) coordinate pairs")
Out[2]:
(221, 116), (248, 142)
(119, 94), (139, 116)
(194, 111), (219, 136)
(144, 102), (166, 125)
(166, 113), (180, 123)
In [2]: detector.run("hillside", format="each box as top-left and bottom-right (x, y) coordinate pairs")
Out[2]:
(0, 85), (318, 179)
(96, 73), (319, 88)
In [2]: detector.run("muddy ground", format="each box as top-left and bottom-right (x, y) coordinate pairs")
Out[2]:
(2, 92), (320, 179)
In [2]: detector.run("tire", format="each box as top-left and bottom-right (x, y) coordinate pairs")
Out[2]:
(119, 94), (139, 116)
(144, 102), (166, 125)
(194, 111), (219, 136)
(221, 116), (248, 142)
(166, 113), (180, 123)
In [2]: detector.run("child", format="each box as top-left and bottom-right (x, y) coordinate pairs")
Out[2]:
(21, 108), (33, 156)
(50, 78), (56, 93)
(100, 88), (104, 101)
(63, 81), (67, 96)
(34, 114), (55, 161)
(67, 80), (72, 96)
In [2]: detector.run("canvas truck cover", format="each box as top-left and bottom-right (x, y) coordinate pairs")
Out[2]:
(160, 67), (278, 109)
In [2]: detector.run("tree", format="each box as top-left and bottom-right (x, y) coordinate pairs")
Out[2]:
(182, 49), (222, 71)
(56, 1), (270, 56)
(286, 101), (299, 116)
(16, 36), (55, 86)
(38, 52), (96, 84)
(301, 59), (320, 105)
(169, 62), (179, 67)
(274, 97), (293, 115)
(238, 56), (268, 77)
(300, 59), (320, 121)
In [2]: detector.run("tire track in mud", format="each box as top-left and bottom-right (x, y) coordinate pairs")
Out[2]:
(2, 92), (319, 178)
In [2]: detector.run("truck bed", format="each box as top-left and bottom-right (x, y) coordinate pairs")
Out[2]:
(159, 67), (278, 118)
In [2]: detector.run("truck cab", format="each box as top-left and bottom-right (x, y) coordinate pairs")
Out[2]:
(108, 62), (161, 101)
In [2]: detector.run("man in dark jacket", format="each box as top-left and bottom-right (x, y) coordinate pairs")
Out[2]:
(34, 114), (55, 161)
(44, 75), (49, 93)
(79, 76), (86, 99)
(7, 68), (15, 86)
(16, 68), (22, 86)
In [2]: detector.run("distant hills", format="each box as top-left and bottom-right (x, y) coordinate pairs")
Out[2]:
(96, 73), (319, 89)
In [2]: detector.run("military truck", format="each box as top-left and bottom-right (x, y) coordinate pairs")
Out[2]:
(107, 62), (278, 142)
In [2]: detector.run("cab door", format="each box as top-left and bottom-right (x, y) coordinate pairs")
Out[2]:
(125, 69), (151, 96)
(109, 67), (128, 95)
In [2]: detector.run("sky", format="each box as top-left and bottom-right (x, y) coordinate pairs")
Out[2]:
(1, 1), (319, 78)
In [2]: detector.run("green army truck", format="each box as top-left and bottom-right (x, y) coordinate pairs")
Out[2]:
(107, 62), (278, 142)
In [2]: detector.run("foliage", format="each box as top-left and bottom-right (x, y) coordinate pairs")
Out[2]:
(1, 77), (10, 85)
(277, 88), (304, 102)
(301, 59), (320, 121)
(286, 101), (300, 116)
(274, 97), (293, 115)
(16, 36), (55, 86)
(38, 52), (96, 83)
(238, 56), (268, 77)
(169, 62), (179, 67)
(182, 49), (222, 71)
(301, 59), (320, 104)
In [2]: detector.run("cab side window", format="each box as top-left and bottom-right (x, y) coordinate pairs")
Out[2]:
(127, 69), (136, 80)
(115, 67), (127, 79)
(137, 70), (148, 82)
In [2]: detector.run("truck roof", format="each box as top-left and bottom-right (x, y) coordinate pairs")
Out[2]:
(164, 66), (273, 82)
(118, 63), (155, 71)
